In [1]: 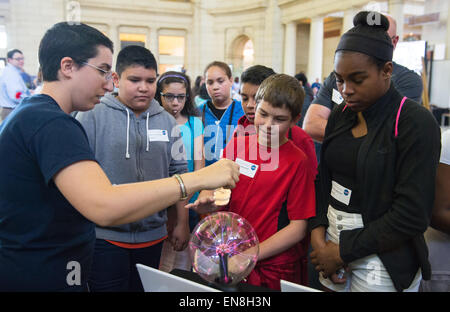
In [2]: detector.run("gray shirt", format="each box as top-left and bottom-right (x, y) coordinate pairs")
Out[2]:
(313, 61), (423, 109)
(76, 94), (187, 243)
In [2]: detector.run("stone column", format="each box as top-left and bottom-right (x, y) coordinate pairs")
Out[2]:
(108, 23), (119, 63)
(388, 0), (404, 41)
(283, 21), (297, 76)
(342, 7), (358, 33)
(307, 16), (324, 84)
(190, 0), (215, 77)
(261, 0), (283, 73)
(149, 27), (159, 60)
(447, 3), (450, 59)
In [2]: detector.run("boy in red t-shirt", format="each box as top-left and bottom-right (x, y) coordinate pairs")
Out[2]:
(188, 74), (316, 290)
(234, 65), (316, 286)
(233, 65), (318, 178)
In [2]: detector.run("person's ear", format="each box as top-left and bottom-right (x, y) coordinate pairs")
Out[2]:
(112, 72), (120, 88)
(383, 62), (394, 80)
(391, 35), (399, 49)
(59, 57), (76, 79)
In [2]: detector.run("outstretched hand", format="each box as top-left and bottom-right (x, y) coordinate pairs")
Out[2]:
(196, 159), (240, 190)
(185, 194), (220, 215)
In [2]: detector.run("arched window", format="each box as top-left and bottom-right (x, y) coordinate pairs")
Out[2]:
(229, 35), (254, 78)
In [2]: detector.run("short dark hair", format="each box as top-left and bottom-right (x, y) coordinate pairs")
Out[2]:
(39, 22), (113, 82)
(7, 49), (23, 59)
(240, 65), (276, 86)
(116, 45), (158, 77)
(255, 74), (305, 119)
(192, 75), (203, 97)
(204, 61), (232, 79)
(155, 71), (199, 117)
(294, 72), (308, 86)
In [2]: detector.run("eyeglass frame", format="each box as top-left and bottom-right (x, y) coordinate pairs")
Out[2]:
(82, 62), (113, 81)
(160, 92), (187, 102)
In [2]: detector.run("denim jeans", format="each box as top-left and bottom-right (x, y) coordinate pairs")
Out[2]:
(88, 239), (163, 292)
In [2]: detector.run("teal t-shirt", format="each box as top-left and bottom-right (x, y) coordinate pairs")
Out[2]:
(179, 115), (204, 203)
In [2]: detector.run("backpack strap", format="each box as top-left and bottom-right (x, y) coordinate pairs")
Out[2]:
(395, 96), (407, 138)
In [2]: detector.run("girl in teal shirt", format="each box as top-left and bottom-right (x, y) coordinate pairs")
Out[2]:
(156, 71), (205, 271)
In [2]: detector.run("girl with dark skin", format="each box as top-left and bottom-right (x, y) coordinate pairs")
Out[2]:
(309, 11), (441, 292)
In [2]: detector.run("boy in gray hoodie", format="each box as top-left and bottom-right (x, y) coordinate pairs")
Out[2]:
(76, 46), (189, 292)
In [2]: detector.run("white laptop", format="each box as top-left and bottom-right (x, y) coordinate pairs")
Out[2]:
(280, 279), (323, 292)
(136, 264), (221, 292)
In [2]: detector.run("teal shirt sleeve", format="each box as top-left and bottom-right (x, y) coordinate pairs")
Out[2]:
(192, 116), (204, 138)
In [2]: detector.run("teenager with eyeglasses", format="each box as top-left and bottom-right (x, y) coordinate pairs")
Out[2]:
(155, 71), (205, 273)
(76, 46), (194, 292)
(0, 22), (239, 292)
(0, 49), (31, 121)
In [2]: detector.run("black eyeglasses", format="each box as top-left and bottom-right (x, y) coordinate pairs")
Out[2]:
(160, 93), (186, 102)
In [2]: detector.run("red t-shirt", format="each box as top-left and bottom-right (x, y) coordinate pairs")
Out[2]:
(222, 134), (316, 264)
(233, 115), (318, 177)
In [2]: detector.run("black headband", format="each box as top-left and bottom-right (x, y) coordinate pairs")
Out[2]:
(336, 32), (393, 61)
(336, 11), (394, 61)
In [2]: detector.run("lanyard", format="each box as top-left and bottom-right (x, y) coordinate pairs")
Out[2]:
(202, 100), (236, 143)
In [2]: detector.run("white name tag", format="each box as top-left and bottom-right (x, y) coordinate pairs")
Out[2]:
(148, 129), (169, 142)
(332, 88), (344, 105)
(235, 158), (258, 178)
(331, 180), (352, 205)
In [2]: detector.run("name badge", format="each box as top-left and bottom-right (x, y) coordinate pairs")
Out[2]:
(332, 88), (344, 105)
(148, 129), (169, 142)
(235, 158), (258, 178)
(331, 180), (352, 205)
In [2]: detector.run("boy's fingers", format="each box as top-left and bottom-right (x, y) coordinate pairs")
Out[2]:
(184, 203), (194, 209)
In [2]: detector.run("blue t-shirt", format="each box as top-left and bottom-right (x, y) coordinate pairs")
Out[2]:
(0, 94), (96, 291)
(199, 100), (244, 166)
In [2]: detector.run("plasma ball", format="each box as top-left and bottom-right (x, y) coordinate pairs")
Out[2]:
(189, 212), (259, 286)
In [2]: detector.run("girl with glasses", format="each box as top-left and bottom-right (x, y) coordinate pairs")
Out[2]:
(156, 71), (205, 272)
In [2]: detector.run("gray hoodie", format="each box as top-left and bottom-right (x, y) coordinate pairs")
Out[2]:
(76, 93), (187, 243)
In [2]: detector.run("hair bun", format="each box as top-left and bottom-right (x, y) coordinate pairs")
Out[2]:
(353, 11), (389, 31)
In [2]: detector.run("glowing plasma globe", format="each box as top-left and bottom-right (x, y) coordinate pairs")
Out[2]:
(189, 212), (259, 286)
